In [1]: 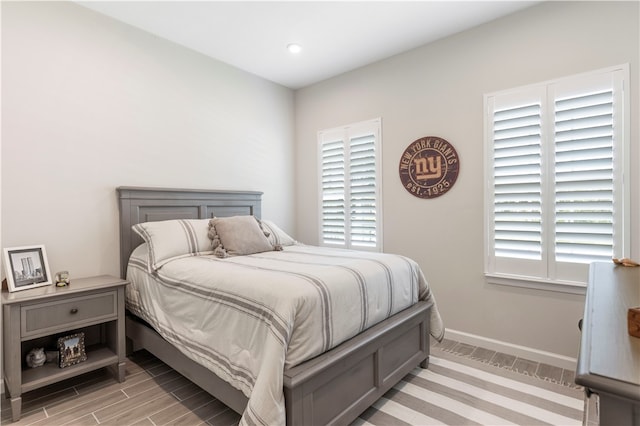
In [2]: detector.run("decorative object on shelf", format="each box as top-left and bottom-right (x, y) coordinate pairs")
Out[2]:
(25, 347), (46, 368)
(57, 332), (87, 368)
(55, 270), (70, 287)
(24, 347), (59, 367)
(399, 136), (460, 199)
(613, 257), (640, 267)
(2, 245), (52, 292)
(629, 307), (640, 338)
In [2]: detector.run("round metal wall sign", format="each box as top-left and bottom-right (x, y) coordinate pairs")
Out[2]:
(399, 136), (460, 199)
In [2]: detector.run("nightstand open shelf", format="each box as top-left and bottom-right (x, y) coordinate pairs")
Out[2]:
(21, 345), (118, 393)
(2, 275), (129, 422)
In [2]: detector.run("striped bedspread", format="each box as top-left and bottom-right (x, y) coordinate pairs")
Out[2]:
(126, 244), (444, 426)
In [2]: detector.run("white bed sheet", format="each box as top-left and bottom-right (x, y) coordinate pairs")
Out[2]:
(126, 243), (443, 426)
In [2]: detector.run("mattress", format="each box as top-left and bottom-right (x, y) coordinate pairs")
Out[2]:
(126, 243), (443, 425)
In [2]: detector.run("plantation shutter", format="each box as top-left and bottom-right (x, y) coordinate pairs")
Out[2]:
(485, 66), (628, 287)
(349, 134), (377, 248)
(321, 138), (346, 246)
(553, 90), (615, 263)
(492, 102), (543, 261)
(319, 119), (381, 251)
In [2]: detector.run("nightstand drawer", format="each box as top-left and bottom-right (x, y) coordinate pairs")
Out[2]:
(21, 291), (118, 338)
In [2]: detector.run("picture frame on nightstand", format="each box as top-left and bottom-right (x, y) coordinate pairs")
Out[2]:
(57, 332), (87, 368)
(3, 245), (52, 292)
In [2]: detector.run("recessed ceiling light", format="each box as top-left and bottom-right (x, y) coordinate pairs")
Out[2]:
(287, 43), (302, 54)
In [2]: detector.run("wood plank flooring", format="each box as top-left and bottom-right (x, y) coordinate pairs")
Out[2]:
(1, 340), (587, 425)
(1, 350), (241, 426)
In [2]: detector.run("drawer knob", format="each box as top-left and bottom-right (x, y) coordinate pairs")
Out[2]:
(70, 308), (78, 314)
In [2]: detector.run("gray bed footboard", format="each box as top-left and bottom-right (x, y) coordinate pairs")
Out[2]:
(284, 300), (431, 425)
(126, 300), (430, 426)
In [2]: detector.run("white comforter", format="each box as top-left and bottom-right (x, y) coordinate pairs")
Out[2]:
(126, 244), (443, 426)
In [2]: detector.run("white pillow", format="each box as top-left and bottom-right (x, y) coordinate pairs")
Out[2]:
(259, 219), (296, 246)
(209, 216), (274, 257)
(132, 218), (214, 272)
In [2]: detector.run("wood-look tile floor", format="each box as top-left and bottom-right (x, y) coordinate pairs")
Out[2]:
(1, 350), (241, 426)
(2, 340), (580, 425)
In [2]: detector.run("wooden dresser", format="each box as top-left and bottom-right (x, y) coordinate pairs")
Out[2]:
(576, 262), (640, 425)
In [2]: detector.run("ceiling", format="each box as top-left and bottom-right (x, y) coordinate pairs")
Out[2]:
(77, 1), (539, 89)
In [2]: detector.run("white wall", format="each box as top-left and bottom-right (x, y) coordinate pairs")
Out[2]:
(295, 1), (639, 358)
(1, 2), (296, 281)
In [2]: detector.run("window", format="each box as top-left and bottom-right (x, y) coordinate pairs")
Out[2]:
(484, 66), (629, 291)
(318, 118), (382, 251)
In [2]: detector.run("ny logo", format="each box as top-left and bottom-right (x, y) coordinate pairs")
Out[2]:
(414, 156), (442, 180)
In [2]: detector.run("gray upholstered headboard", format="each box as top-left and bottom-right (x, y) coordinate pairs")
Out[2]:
(117, 187), (263, 279)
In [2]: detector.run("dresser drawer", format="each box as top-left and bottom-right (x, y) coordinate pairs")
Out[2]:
(21, 291), (118, 339)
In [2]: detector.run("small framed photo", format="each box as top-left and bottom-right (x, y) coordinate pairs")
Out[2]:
(3, 245), (52, 292)
(57, 332), (87, 368)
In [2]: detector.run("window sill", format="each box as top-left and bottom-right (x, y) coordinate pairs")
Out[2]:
(485, 273), (586, 295)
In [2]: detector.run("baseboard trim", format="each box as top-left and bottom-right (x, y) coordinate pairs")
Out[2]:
(444, 329), (577, 371)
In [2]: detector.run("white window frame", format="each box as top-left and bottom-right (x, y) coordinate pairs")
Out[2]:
(484, 65), (630, 293)
(318, 118), (383, 252)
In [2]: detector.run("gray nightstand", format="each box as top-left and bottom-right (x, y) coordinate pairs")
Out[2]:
(2, 275), (128, 422)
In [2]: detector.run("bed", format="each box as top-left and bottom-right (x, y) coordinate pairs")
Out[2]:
(117, 186), (443, 426)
